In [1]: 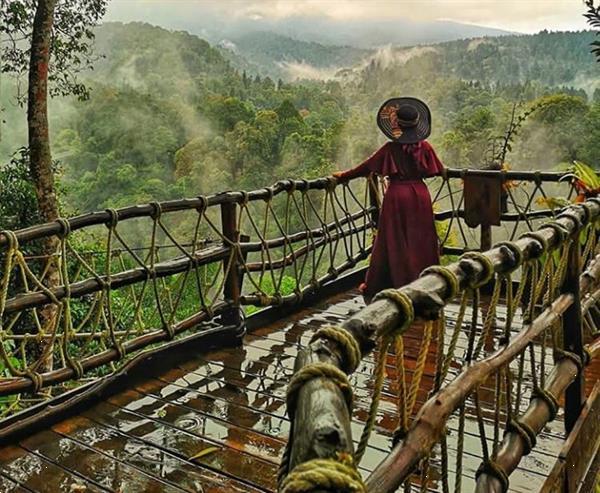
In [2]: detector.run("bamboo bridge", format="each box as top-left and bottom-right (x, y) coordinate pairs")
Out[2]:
(0, 169), (598, 492)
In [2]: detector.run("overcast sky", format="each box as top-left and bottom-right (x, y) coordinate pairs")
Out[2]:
(106, 0), (590, 34)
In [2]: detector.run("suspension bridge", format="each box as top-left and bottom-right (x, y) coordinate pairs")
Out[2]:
(0, 169), (598, 492)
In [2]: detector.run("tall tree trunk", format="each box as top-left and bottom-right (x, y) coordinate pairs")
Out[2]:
(28, 0), (59, 374)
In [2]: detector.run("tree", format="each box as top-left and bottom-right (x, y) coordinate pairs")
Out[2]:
(2, 0), (107, 372)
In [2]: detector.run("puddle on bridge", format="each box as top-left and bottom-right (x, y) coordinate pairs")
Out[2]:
(0, 290), (595, 492)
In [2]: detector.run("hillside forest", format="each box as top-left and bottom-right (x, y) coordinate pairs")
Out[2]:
(1, 22), (600, 226)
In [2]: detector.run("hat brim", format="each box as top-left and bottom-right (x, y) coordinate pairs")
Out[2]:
(377, 97), (431, 144)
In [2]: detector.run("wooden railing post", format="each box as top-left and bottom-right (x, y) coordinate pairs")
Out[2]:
(220, 201), (245, 332)
(561, 238), (585, 433)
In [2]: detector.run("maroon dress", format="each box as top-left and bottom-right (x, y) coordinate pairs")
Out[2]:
(340, 140), (444, 297)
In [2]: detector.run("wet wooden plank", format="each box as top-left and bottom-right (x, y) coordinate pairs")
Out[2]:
(52, 415), (260, 493)
(19, 430), (185, 493)
(0, 471), (32, 493)
(0, 444), (107, 492)
(82, 401), (275, 492)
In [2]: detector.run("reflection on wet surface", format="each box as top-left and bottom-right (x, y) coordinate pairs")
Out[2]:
(0, 290), (595, 492)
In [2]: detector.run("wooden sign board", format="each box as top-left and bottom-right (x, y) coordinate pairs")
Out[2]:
(463, 175), (502, 228)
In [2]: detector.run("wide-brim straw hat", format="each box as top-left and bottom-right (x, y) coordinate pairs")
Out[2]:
(376, 97), (431, 144)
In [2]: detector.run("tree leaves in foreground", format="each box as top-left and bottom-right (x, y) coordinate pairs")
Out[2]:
(1, 0), (107, 103)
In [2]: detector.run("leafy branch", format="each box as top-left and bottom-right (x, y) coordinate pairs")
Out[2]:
(585, 0), (600, 62)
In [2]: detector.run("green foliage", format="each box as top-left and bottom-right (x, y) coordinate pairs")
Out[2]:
(0, 148), (39, 230)
(1, 0), (107, 102)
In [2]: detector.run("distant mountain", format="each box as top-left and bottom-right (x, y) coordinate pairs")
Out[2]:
(349, 30), (600, 95)
(217, 31), (372, 80)
(169, 14), (514, 49)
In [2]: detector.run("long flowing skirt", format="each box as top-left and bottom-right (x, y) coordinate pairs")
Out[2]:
(364, 180), (440, 297)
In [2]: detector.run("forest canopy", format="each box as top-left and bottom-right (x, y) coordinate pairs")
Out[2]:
(2, 21), (600, 217)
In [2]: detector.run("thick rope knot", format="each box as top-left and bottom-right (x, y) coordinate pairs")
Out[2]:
(372, 289), (414, 338)
(553, 348), (583, 373)
(195, 195), (208, 213)
(310, 326), (361, 373)
(420, 265), (459, 301)
(55, 218), (71, 238)
(105, 208), (119, 228)
(577, 202), (594, 226)
(519, 231), (549, 255)
(505, 418), (537, 455)
(476, 460), (509, 493)
(279, 457), (366, 493)
(460, 251), (495, 289)
(1, 230), (18, 251)
(531, 387), (559, 421)
(325, 176), (337, 191)
(149, 201), (162, 220)
(286, 180), (297, 194)
(263, 187), (275, 201)
(538, 222), (570, 243)
(494, 241), (524, 274)
(286, 363), (352, 417)
(25, 369), (44, 395)
(557, 210), (584, 232)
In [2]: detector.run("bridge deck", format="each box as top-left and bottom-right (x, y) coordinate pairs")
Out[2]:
(0, 290), (597, 493)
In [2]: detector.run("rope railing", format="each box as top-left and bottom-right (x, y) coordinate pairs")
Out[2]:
(0, 175), (378, 413)
(428, 168), (576, 254)
(0, 167), (584, 429)
(280, 196), (600, 493)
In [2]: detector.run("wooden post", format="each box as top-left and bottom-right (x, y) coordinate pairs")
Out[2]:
(480, 223), (492, 252)
(561, 239), (585, 433)
(220, 201), (244, 330)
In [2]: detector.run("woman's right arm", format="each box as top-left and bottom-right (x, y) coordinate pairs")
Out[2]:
(333, 143), (389, 181)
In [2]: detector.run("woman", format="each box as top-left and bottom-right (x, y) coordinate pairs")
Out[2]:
(333, 97), (445, 300)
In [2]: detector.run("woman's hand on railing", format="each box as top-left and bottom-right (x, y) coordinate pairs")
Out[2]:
(332, 171), (349, 184)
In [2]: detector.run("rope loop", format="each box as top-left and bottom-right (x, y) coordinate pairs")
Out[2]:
(105, 208), (119, 229)
(476, 460), (509, 492)
(534, 170), (542, 186)
(164, 323), (175, 340)
(25, 369), (44, 394)
(538, 222), (570, 243)
(460, 251), (495, 289)
(328, 266), (339, 277)
(310, 326), (361, 373)
(286, 363), (352, 417)
(420, 265), (459, 301)
(372, 289), (414, 338)
(553, 348), (583, 373)
(577, 203), (593, 226)
(293, 287), (304, 302)
(1, 230), (18, 251)
(519, 231), (549, 254)
(309, 278), (321, 291)
(70, 359), (85, 380)
(263, 187), (274, 201)
(239, 191), (250, 206)
(195, 195), (208, 213)
(280, 457), (366, 493)
(286, 180), (297, 194)
(55, 218), (71, 238)
(530, 387), (559, 421)
(556, 211), (583, 232)
(494, 241), (524, 274)
(505, 418), (537, 455)
(114, 341), (126, 360)
(149, 201), (162, 220)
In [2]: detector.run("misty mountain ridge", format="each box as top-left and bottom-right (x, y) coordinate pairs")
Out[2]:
(184, 14), (515, 48)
